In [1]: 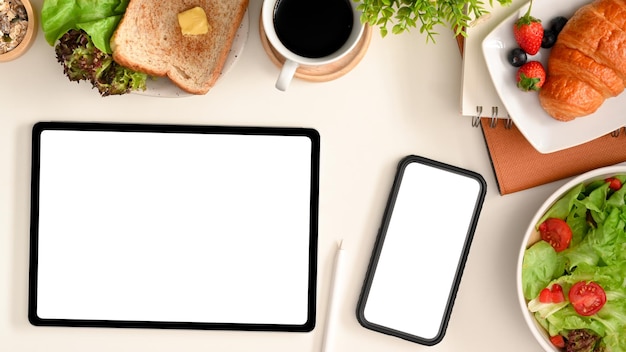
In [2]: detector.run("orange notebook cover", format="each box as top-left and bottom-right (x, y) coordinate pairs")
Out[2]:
(480, 119), (626, 194)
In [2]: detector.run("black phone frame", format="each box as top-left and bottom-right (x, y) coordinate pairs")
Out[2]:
(356, 155), (486, 345)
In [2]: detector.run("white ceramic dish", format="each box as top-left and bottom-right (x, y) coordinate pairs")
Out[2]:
(136, 9), (249, 97)
(516, 164), (626, 352)
(481, 0), (625, 154)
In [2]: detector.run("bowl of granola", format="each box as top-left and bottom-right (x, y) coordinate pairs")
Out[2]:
(0, 0), (36, 62)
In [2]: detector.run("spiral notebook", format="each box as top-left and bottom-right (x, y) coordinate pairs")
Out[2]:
(459, 0), (517, 124)
(459, 0), (626, 195)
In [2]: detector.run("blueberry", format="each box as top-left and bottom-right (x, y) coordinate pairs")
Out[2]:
(550, 16), (568, 35)
(541, 29), (557, 48)
(507, 48), (527, 67)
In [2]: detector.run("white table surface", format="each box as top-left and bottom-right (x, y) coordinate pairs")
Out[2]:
(1, 0), (566, 350)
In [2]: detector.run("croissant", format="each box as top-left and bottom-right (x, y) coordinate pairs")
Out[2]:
(538, 0), (626, 121)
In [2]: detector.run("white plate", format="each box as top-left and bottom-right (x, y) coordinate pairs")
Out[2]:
(136, 9), (249, 97)
(482, 0), (624, 154)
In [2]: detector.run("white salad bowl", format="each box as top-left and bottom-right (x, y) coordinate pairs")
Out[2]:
(516, 164), (626, 352)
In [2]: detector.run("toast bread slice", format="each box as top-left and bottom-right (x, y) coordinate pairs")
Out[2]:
(111, 0), (248, 95)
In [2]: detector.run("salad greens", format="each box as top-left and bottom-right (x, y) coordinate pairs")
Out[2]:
(41, 0), (147, 96)
(522, 175), (626, 351)
(41, 0), (129, 54)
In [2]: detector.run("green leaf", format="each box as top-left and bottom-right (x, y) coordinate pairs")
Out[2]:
(404, 17), (417, 28)
(41, 0), (129, 53)
(382, 6), (395, 17)
(538, 183), (584, 225)
(355, 0), (511, 41)
(392, 23), (406, 34)
(397, 5), (413, 17)
(76, 16), (122, 54)
(522, 241), (560, 300)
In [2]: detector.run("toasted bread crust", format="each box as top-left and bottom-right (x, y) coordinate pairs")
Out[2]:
(111, 0), (249, 94)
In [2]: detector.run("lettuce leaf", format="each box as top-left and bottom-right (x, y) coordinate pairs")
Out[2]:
(537, 183), (584, 225)
(41, 0), (129, 54)
(522, 241), (560, 300)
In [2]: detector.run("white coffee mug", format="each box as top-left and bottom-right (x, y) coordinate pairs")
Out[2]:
(261, 0), (364, 91)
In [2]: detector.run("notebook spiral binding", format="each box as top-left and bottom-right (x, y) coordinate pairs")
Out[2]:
(471, 105), (625, 138)
(612, 127), (626, 137)
(471, 106), (512, 129)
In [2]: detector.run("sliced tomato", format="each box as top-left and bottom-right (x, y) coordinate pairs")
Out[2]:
(605, 177), (622, 191)
(550, 335), (566, 348)
(539, 288), (552, 303)
(538, 218), (572, 252)
(538, 284), (565, 303)
(551, 284), (565, 303)
(568, 281), (607, 316)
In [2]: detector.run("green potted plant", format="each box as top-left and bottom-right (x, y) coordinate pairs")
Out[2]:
(356, 0), (512, 41)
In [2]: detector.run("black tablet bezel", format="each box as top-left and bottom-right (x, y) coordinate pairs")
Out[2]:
(28, 121), (320, 332)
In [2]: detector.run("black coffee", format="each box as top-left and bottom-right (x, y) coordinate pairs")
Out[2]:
(273, 0), (354, 58)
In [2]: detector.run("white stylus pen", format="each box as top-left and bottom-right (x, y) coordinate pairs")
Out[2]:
(320, 240), (346, 352)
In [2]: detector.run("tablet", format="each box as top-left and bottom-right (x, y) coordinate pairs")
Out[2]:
(357, 155), (486, 345)
(28, 122), (320, 332)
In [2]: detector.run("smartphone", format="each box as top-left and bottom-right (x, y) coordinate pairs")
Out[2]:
(357, 155), (486, 345)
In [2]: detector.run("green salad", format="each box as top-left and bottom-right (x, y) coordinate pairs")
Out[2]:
(41, 0), (147, 96)
(522, 174), (626, 352)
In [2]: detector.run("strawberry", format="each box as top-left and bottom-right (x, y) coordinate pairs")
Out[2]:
(516, 61), (546, 91)
(513, 0), (543, 55)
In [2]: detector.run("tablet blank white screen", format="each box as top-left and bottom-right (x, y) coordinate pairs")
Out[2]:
(35, 129), (314, 325)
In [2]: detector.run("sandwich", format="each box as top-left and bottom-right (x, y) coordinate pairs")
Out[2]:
(111, 0), (249, 95)
(41, 0), (249, 96)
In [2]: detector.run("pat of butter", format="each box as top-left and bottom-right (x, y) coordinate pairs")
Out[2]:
(178, 7), (210, 35)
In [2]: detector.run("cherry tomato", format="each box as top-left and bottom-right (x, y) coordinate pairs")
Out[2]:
(538, 218), (572, 252)
(605, 177), (622, 191)
(568, 281), (607, 316)
(550, 335), (566, 348)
